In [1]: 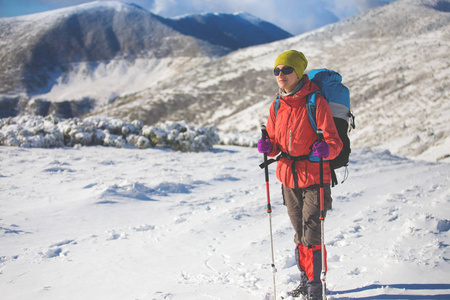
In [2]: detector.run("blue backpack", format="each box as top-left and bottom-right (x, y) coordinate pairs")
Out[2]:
(274, 69), (355, 185)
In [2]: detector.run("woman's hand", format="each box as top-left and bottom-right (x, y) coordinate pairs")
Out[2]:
(257, 138), (272, 154)
(312, 141), (329, 158)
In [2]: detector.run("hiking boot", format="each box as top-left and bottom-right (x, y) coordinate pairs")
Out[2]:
(286, 281), (308, 297)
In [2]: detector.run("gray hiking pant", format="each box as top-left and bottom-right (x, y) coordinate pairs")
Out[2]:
(282, 184), (332, 246)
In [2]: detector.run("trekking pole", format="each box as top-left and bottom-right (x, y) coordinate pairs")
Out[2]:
(317, 129), (327, 300)
(261, 125), (277, 300)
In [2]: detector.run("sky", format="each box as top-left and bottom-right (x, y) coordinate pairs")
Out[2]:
(0, 0), (396, 35)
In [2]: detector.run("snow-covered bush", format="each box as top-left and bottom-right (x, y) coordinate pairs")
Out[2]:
(142, 121), (220, 152)
(0, 115), (65, 148)
(0, 115), (219, 152)
(126, 134), (150, 149)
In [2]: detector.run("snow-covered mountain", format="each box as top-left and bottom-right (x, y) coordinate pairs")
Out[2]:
(0, 1), (290, 102)
(0, 2), (215, 96)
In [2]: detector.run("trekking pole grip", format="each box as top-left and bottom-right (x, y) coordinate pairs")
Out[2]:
(317, 128), (324, 143)
(261, 125), (268, 140)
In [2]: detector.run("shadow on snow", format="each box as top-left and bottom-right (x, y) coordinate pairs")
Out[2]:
(329, 283), (450, 299)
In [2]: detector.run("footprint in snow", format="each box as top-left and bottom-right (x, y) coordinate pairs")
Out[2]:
(174, 217), (187, 224)
(41, 248), (64, 258)
(106, 230), (128, 240)
(40, 239), (76, 259)
(133, 224), (155, 232)
(50, 239), (76, 247)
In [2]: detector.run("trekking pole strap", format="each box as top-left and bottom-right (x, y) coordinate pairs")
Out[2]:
(259, 152), (309, 169)
(259, 157), (278, 169)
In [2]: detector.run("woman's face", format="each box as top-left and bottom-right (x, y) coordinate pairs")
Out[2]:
(275, 64), (300, 94)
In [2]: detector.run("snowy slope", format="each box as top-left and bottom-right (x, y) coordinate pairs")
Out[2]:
(0, 145), (449, 299)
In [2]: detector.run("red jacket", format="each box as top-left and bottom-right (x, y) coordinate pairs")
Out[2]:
(266, 75), (343, 188)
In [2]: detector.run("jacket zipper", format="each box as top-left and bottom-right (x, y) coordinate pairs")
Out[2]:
(280, 97), (294, 154)
(286, 104), (293, 154)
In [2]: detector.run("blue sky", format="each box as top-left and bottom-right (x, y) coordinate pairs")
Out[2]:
(0, 0), (396, 35)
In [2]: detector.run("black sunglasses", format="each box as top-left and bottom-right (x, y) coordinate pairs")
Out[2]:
(274, 66), (295, 76)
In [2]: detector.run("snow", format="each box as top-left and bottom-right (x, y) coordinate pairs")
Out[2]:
(233, 12), (263, 25)
(1, 143), (449, 299)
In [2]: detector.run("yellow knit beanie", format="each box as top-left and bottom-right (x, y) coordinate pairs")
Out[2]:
(274, 50), (308, 78)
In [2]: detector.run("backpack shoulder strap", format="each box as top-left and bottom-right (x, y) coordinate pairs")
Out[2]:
(307, 91), (319, 132)
(274, 95), (280, 118)
(306, 91), (321, 162)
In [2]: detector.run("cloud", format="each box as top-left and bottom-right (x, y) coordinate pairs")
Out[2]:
(327, 0), (395, 18)
(41, 0), (92, 5)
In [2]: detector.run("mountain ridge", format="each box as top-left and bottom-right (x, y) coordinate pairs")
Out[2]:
(156, 11), (292, 50)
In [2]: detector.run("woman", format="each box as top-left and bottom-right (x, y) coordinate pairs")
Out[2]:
(258, 50), (343, 299)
